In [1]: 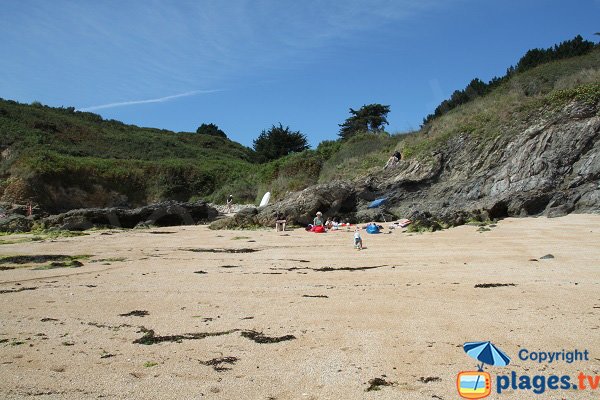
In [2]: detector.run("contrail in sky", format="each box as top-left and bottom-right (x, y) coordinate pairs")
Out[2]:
(78, 89), (221, 111)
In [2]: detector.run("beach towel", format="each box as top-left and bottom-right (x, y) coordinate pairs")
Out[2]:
(312, 225), (326, 233)
(398, 219), (411, 228)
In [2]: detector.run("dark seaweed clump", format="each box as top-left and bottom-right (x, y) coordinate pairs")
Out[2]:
(0, 255), (73, 265)
(119, 310), (149, 317)
(200, 356), (239, 371)
(187, 248), (259, 254)
(366, 377), (395, 391)
(0, 286), (37, 294)
(133, 328), (296, 345)
(241, 330), (296, 344)
(474, 283), (517, 288)
(134, 327), (239, 345)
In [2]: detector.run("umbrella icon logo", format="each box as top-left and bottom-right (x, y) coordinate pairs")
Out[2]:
(457, 341), (511, 399)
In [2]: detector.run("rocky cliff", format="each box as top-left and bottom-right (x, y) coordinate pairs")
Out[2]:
(216, 96), (599, 229)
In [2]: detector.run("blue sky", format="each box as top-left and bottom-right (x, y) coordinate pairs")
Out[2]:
(1, 0), (599, 147)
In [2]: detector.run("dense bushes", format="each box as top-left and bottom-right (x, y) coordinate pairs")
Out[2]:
(0, 99), (256, 207)
(422, 35), (598, 126)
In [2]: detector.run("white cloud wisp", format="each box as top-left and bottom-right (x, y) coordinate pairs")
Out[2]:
(78, 89), (221, 111)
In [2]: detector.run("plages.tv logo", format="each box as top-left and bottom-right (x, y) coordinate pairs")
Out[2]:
(457, 341), (511, 399)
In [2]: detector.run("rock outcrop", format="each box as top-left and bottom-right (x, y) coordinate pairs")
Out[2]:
(376, 100), (600, 222)
(38, 200), (219, 231)
(0, 215), (34, 233)
(214, 99), (599, 229)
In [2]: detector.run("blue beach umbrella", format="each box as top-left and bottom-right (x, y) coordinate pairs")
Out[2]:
(463, 341), (511, 369)
(463, 341), (511, 391)
(367, 197), (389, 222)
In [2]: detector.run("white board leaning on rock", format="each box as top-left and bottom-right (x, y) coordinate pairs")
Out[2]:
(259, 192), (271, 207)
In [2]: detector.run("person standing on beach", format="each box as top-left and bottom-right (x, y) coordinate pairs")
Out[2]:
(354, 227), (363, 250)
(226, 194), (233, 213)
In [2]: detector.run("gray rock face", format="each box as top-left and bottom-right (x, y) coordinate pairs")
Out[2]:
(217, 99), (599, 229)
(40, 200), (219, 231)
(0, 215), (34, 233)
(209, 207), (260, 230)
(255, 181), (358, 226)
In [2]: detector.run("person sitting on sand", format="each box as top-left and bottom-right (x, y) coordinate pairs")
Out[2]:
(313, 211), (324, 227)
(354, 227), (363, 250)
(331, 217), (341, 230)
(324, 217), (334, 230)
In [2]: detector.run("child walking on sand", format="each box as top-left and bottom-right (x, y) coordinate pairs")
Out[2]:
(354, 227), (363, 250)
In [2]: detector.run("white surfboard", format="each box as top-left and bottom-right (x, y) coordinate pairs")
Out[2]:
(259, 191), (271, 207)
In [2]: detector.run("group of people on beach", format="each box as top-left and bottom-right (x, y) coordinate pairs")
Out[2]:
(309, 211), (352, 231)
(308, 211), (364, 250)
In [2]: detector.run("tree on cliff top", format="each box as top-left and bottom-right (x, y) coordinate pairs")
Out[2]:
(253, 124), (309, 163)
(338, 104), (390, 140)
(196, 123), (227, 138)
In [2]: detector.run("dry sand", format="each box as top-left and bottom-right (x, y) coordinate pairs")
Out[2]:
(0, 214), (598, 399)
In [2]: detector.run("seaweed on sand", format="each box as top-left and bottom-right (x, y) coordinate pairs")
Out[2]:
(187, 248), (259, 253)
(0, 286), (37, 294)
(366, 377), (396, 391)
(240, 330), (296, 344)
(200, 356), (239, 371)
(134, 327), (240, 345)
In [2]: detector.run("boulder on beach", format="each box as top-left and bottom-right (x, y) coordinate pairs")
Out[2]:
(39, 200), (219, 231)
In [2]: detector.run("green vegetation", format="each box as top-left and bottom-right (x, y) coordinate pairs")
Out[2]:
(338, 103), (390, 140)
(0, 230), (88, 244)
(252, 124), (309, 163)
(403, 49), (600, 161)
(196, 123), (227, 138)
(0, 254), (90, 270)
(143, 361), (159, 368)
(0, 100), (255, 209)
(422, 35), (598, 125)
(0, 37), (597, 210)
(406, 219), (448, 233)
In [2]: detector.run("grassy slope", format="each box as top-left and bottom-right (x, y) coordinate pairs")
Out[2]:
(0, 101), (255, 206)
(218, 48), (599, 202)
(1, 49), (598, 209)
(402, 49), (600, 159)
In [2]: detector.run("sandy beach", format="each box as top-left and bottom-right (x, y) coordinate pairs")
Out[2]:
(0, 214), (598, 399)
